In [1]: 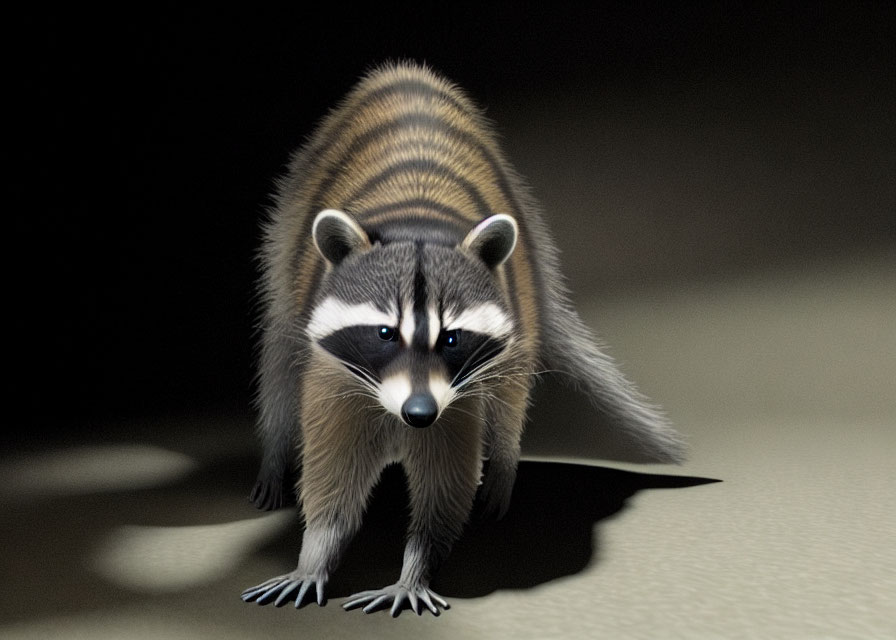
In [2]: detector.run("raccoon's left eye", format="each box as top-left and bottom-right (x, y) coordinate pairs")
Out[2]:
(377, 326), (398, 341)
(440, 329), (460, 348)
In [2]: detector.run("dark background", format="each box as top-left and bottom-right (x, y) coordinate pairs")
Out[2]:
(13, 3), (894, 436)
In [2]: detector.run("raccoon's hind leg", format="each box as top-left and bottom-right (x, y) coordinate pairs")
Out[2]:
(250, 326), (301, 510)
(478, 375), (533, 520)
(244, 375), (385, 608)
(344, 406), (482, 616)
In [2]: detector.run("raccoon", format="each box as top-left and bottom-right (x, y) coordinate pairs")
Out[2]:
(241, 62), (685, 616)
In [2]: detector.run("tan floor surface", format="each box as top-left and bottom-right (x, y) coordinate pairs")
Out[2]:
(2, 251), (893, 639)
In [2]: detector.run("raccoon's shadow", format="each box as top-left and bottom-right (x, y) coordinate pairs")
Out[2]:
(325, 461), (718, 599)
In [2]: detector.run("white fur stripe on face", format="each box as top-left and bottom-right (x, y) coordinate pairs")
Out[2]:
(306, 297), (397, 340)
(399, 303), (415, 346)
(444, 303), (512, 337)
(377, 373), (412, 418)
(427, 306), (441, 349)
(428, 372), (454, 414)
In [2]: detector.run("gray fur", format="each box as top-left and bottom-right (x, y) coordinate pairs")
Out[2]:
(244, 61), (685, 617)
(248, 317), (303, 510)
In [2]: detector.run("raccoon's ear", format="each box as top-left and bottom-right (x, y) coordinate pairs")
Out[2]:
(461, 214), (518, 268)
(312, 209), (371, 265)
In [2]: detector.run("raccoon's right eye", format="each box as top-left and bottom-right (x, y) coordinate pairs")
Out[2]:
(377, 326), (398, 341)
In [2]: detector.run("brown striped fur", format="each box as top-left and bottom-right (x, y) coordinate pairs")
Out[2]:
(244, 62), (685, 617)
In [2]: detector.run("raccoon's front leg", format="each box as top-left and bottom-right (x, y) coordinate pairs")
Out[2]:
(243, 440), (381, 608)
(344, 410), (481, 616)
(478, 376), (532, 520)
(244, 376), (384, 608)
(240, 522), (350, 608)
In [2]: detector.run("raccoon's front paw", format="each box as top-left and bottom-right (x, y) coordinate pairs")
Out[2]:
(241, 571), (327, 608)
(343, 582), (449, 617)
(477, 464), (515, 520)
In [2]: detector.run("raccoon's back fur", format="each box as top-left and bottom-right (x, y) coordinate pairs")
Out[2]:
(243, 62), (685, 616)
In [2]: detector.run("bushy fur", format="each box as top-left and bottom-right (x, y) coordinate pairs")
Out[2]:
(243, 62), (685, 617)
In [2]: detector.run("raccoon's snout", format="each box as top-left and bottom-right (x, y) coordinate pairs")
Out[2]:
(401, 393), (439, 428)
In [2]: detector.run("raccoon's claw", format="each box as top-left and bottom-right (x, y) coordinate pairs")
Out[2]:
(249, 474), (289, 511)
(241, 572), (327, 608)
(343, 583), (449, 617)
(477, 465), (515, 520)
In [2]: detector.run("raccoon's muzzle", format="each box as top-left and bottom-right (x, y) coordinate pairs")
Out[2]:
(401, 392), (439, 428)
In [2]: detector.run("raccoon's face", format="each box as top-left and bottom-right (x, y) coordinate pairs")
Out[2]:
(306, 210), (518, 428)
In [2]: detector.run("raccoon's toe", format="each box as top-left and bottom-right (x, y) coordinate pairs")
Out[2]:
(343, 583), (449, 617)
(241, 572), (327, 608)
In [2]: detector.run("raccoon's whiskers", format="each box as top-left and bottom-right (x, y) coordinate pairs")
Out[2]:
(441, 403), (483, 424)
(314, 389), (378, 405)
(449, 339), (505, 388)
(452, 355), (510, 391)
(332, 355), (380, 393)
(456, 389), (516, 412)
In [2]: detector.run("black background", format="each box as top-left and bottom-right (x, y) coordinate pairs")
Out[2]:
(13, 4), (894, 435)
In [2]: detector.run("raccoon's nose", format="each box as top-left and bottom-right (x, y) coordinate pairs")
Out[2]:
(401, 393), (438, 428)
